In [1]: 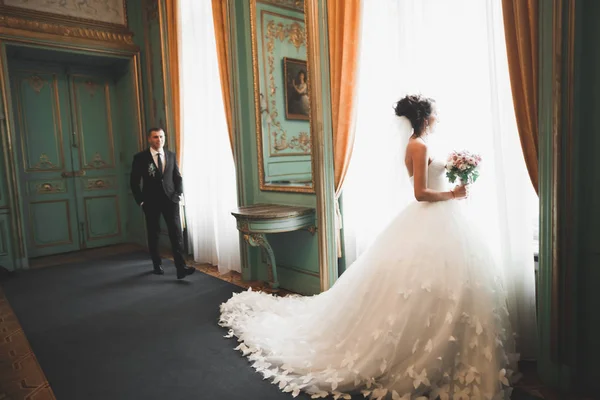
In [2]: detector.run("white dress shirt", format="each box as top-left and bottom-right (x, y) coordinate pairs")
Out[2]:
(150, 147), (166, 173)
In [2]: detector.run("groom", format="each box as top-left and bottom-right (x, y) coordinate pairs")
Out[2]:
(130, 128), (196, 279)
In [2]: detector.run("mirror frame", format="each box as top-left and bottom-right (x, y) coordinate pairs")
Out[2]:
(249, 0), (316, 194)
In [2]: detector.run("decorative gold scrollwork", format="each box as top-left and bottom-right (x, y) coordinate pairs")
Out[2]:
(27, 75), (45, 93)
(35, 180), (65, 194)
(263, 18), (310, 155)
(239, 220), (250, 233)
(86, 152), (108, 168)
(85, 178), (113, 190)
(0, 15), (134, 45)
(32, 153), (56, 169)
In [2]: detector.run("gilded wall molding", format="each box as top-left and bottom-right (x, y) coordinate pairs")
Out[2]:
(259, 0), (304, 12)
(0, 15), (134, 45)
(262, 16), (310, 156)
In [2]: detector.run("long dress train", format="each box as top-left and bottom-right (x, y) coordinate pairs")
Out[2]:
(219, 159), (519, 400)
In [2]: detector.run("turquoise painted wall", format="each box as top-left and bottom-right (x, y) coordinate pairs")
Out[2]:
(537, 1), (597, 396)
(127, 0), (170, 140)
(572, 0), (599, 393)
(231, 0), (320, 295)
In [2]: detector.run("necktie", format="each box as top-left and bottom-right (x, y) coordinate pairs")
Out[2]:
(157, 153), (163, 176)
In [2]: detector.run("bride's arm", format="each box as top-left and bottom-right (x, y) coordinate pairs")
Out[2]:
(410, 141), (456, 202)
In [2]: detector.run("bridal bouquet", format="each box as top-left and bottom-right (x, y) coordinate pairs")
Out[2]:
(445, 150), (482, 184)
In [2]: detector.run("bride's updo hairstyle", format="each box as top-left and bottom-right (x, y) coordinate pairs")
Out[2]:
(393, 94), (435, 137)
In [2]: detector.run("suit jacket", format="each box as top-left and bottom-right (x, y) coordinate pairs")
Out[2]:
(130, 148), (183, 205)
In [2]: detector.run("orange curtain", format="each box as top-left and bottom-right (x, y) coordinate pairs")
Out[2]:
(327, 0), (361, 257)
(165, 0), (181, 162)
(328, 0), (361, 193)
(212, 0), (234, 152)
(502, 0), (539, 194)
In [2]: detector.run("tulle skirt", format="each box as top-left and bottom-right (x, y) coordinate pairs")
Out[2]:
(219, 200), (519, 399)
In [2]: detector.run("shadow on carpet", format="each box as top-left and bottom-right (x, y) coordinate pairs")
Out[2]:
(1, 251), (541, 400)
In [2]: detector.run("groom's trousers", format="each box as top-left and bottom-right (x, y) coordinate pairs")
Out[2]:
(143, 192), (186, 268)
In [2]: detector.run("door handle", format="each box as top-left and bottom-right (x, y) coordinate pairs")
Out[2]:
(61, 170), (86, 178)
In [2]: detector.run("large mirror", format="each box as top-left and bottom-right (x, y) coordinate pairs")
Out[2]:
(250, 0), (314, 193)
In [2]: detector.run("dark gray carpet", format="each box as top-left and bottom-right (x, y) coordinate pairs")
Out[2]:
(1, 251), (312, 400)
(1, 251), (541, 400)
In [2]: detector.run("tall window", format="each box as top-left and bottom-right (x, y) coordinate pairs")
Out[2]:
(342, 0), (538, 359)
(179, 1), (241, 274)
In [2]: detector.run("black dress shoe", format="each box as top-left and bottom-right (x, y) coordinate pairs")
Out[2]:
(176, 265), (196, 280)
(153, 265), (164, 275)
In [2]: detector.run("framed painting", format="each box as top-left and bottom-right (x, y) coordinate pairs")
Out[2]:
(283, 57), (310, 121)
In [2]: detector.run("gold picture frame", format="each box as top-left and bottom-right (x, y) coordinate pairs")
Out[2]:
(282, 57), (309, 121)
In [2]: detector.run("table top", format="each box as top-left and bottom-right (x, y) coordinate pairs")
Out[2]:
(231, 203), (315, 220)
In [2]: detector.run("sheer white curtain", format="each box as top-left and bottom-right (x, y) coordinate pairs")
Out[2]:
(178, 0), (241, 274)
(343, 0), (538, 359)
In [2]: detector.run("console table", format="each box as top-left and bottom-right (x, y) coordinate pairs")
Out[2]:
(231, 204), (317, 290)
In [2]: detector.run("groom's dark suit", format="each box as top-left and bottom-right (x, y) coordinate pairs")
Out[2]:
(130, 148), (191, 277)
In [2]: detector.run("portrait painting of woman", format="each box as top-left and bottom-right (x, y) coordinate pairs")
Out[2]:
(283, 57), (310, 120)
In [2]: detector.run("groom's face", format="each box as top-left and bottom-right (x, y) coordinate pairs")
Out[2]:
(148, 129), (165, 151)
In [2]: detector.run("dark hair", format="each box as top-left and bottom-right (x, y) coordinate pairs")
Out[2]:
(393, 94), (435, 137)
(147, 127), (164, 137)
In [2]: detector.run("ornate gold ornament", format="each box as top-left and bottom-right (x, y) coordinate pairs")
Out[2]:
(0, 15), (134, 45)
(27, 74), (45, 93)
(36, 181), (65, 194)
(86, 152), (108, 168)
(32, 153), (56, 169)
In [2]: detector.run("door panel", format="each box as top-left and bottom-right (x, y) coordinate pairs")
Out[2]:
(16, 73), (66, 173)
(10, 65), (81, 257)
(83, 195), (121, 240)
(71, 75), (116, 170)
(9, 61), (127, 257)
(69, 72), (125, 249)
(28, 200), (74, 247)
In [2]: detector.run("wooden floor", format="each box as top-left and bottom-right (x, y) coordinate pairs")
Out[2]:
(0, 245), (580, 400)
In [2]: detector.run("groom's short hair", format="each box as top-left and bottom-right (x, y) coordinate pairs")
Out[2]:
(147, 127), (164, 137)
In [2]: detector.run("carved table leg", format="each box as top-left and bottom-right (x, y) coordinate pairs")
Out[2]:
(243, 233), (279, 290)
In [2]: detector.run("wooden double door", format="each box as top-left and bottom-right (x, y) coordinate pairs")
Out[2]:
(9, 61), (128, 258)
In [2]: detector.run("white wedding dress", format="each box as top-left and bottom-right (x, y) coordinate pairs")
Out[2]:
(219, 159), (519, 400)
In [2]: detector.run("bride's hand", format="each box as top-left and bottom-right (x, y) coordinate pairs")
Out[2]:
(451, 184), (468, 199)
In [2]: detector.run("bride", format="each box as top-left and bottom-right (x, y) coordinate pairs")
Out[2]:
(219, 95), (519, 400)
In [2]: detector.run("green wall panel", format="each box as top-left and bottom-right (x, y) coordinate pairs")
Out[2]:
(573, 0), (600, 392)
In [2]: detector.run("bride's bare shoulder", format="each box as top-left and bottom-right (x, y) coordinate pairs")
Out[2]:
(406, 137), (427, 156)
